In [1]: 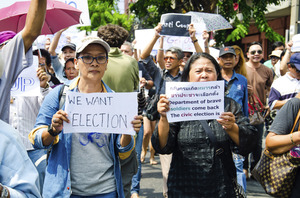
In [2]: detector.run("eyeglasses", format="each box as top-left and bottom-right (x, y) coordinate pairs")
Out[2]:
(78, 55), (108, 64)
(250, 50), (263, 55)
(164, 56), (177, 62)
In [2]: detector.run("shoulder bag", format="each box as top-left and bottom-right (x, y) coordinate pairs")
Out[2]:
(251, 110), (300, 198)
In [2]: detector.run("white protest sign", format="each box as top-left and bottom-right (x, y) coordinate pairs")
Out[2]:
(64, 92), (138, 135)
(11, 56), (40, 96)
(166, 81), (224, 122)
(134, 29), (206, 52)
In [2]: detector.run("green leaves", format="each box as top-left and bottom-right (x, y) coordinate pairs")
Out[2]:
(79, 0), (134, 33)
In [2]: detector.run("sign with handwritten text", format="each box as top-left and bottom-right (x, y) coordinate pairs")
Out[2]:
(166, 81), (224, 122)
(11, 56), (40, 96)
(160, 13), (191, 37)
(64, 92), (138, 135)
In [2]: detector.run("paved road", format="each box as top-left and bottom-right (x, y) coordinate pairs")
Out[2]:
(138, 153), (271, 198)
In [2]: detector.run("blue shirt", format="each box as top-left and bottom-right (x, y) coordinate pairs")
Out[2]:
(224, 71), (248, 117)
(0, 120), (41, 198)
(29, 79), (134, 198)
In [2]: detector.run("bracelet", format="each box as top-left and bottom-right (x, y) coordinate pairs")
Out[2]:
(158, 48), (164, 51)
(205, 46), (209, 48)
(290, 133), (297, 146)
(192, 39), (198, 43)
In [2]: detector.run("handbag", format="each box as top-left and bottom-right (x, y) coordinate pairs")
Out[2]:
(248, 93), (264, 125)
(200, 120), (247, 198)
(251, 110), (300, 198)
(145, 72), (166, 121)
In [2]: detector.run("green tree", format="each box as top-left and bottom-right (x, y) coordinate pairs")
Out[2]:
(129, 0), (285, 45)
(79, 0), (134, 33)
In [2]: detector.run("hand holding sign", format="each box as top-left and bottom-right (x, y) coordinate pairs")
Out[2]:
(157, 95), (170, 118)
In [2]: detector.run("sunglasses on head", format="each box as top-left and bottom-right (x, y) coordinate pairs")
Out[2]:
(164, 56), (177, 62)
(250, 50), (263, 55)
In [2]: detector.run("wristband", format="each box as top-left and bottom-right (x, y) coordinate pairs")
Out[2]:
(290, 133), (297, 146)
(192, 39), (198, 43)
(158, 48), (164, 51)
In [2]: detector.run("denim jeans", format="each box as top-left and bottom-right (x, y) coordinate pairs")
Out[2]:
(27, 149), (48, 194)
(233, 153), (246, 191)
(131, 124), (144, 195)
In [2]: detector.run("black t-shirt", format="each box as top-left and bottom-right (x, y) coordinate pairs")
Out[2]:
(269, 97), (300, 198)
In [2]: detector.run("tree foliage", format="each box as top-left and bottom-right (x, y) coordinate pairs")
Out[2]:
(79, 0), (134, 33)
(129, 0), (285, 45)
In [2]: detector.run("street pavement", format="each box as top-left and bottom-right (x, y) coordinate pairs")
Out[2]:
(138, 153), (271, 198)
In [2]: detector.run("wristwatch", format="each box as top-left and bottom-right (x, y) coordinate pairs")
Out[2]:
(0, 183), (9, 198)
(48, 124), (58, 137)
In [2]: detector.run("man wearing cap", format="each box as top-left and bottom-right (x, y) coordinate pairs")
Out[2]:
(218, 46), (248, 190)
(49, 28), (77, 82)
(268, 53), (300, 110)
(29, 36), (142, 198)
(218, 46), (248, 116)
(0, 0), (47, 123)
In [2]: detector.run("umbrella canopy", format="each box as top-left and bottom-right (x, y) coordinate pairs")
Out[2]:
(187, 11), (232, 32)
(0, 0), (82, 35)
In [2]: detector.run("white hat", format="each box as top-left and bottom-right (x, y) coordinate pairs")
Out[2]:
(77, 36), (110, 54)
(269, 50), (282, 58)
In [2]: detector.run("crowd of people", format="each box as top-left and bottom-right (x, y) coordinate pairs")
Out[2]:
(1, 0), (300, 198)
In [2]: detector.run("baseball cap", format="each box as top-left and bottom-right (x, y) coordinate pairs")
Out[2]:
(62, 43), (76, 52)
(269, 50), (282, 58)
(76, 36), (110, 54)
(219, 46), (236, 57)
(289, 53), (300, 70)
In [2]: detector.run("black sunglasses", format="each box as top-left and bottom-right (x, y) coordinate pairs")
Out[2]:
(250, 50), (263, 55)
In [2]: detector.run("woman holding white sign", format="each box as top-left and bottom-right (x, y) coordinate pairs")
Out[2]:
(29, 36), (142, 198)
(152, 53), (257, 197)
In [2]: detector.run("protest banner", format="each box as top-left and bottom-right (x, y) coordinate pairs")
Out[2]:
(160, 13), (191, 37)
(64, 91), (138, 135)
(166, 81), (224, 122)
(11, 56), (41, 96)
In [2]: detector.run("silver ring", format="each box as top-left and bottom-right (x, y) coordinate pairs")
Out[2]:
(53, 118), (58, 123)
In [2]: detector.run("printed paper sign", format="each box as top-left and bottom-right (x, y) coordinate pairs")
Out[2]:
(11, 56), (40, 96)
(160, 13), (191, 37)
(64, 92), (138, 135)
(166, 81), (224, 122)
